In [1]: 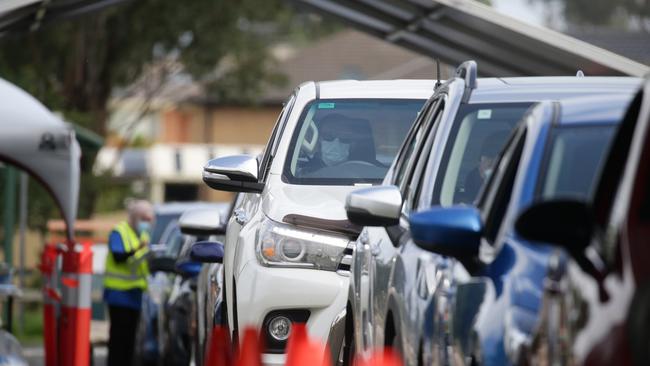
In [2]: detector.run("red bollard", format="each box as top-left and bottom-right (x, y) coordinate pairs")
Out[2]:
(59, 241), (93, 366)
(39, 243), (61, 366)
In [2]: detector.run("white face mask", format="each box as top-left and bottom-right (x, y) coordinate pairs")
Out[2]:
(321, 138), (350, 166)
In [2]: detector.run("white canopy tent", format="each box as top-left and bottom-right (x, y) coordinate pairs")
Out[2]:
(0, 78), (80, 240)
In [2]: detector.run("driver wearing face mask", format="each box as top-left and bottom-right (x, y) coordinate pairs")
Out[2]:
(299, 113), (360, 175)
(463, 131), (509, 203)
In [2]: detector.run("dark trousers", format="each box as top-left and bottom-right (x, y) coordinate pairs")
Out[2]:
(108, 305), (141, 366)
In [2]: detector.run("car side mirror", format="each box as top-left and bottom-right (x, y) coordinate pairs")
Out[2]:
(345, 185), (402, 227)
(175, 261), (202, 277)
(203, 155), (263, 193)
(515, 199), (594, 253)
(410, 206), (482, 260)
(190, 241), (224, 263)
(179, 208), (226, 236)
(148, 256), (177, 273)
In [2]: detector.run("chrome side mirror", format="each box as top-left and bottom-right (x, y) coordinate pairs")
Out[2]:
(179, 208), (226, 236)
(202, 154), (263, 193)
(345, 185), (402, 227)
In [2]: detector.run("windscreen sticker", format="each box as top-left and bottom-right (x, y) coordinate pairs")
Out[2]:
(318, 102), (336, 109)
(477, 109), (492, 119)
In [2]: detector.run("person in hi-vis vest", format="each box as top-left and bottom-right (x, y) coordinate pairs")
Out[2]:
(103, 199), (153, 366)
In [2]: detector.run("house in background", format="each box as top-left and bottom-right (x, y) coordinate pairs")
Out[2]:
(97, 30), (448, 203)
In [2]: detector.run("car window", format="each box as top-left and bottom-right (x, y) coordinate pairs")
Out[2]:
(260, 93), (296, 182)
(432, 103), (533, 206)
(479, 125), (526, 244)
(283, 98), (425, 185)
(391, 98), (439, 186)
(397, 98), (443, 195)
(538, 125), (616, 201)
(407, 99), (446, 212)
(162, 224), (185, 257)
(592, 91), (642, 226)
(151, 213), (178, 245)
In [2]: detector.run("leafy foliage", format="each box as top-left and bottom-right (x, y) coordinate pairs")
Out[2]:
(530, 0), (650, 30)
(0, 0), (336, 229)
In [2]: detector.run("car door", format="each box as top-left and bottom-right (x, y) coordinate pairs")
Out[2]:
(352, 95), (438, 352)
(446, 125), (527, 365)
(562, 86), (650, 366)
(349, 95), (433, 352)
(363, 95), (445, 352)
(391, 98), (451, 364)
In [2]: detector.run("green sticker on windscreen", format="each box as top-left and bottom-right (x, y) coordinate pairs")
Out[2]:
(318, 102), (336, 109)
(477, 109), (492, 119)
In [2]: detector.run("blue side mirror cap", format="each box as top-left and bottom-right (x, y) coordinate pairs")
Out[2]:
(175, 261), (202, 277)
(190, 241), (224, 263)
(410, 205), (482, 259)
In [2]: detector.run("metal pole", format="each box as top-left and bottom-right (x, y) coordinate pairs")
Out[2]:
(17, 172), (27, 333)
(2, 166), (16, 332)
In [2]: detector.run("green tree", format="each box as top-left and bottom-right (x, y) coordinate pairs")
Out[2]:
(530, 0), (650, 31)
(0, 0), (335, 228)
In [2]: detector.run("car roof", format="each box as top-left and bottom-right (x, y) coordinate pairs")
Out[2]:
(556, 93), (635, 126)
(468, 76), (641, 104)
(303, 79), (436, 100)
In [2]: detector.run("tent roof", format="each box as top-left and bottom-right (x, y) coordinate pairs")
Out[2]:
(0, 77), (80, 240)
(0, 0), (130, 36)
(290, 0), (649, 77)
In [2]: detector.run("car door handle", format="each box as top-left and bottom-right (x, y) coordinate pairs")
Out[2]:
(234, 208), (248, 225)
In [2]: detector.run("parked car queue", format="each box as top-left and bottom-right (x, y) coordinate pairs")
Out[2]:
(140, 61), (647, 366)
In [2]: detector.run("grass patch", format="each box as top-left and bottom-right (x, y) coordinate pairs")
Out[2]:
(14, 303), (44, 345)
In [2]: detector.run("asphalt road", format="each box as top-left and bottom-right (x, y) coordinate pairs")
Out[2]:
(24, 346), (107, 366)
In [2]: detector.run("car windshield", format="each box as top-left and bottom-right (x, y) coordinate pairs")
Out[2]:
(539, 125), (616, 200)
(151, 213), (178, 245)
(283, 99), (425, 185)
(435, 103), (533, 206)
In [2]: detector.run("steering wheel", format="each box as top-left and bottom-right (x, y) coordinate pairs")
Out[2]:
(337, 160), (383, 168)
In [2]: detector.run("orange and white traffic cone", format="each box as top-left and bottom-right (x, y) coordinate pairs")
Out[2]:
(39, 243), (61, 366)
(59, 241), (93, 366)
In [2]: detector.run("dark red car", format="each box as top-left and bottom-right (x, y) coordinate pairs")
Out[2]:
(515, 78), (650, 366)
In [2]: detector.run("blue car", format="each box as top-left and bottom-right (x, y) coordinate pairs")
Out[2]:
(410, 93), (635, 366)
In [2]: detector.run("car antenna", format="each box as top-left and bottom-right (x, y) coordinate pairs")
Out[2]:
(435, 58), (442, 88)
(576, 70), (585, 77)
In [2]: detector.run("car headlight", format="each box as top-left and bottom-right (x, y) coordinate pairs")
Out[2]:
(256, 217), (349, 271)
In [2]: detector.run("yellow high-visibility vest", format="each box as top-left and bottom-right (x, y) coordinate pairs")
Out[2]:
(104, 221), (150, 291)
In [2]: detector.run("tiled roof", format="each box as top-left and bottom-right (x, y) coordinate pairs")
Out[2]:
(568, 28), (650, 66)
(262, 30), (447, 103)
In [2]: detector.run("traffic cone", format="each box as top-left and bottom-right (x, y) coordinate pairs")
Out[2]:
(235, 327), (263, 366)
(39, 243), (61, 366)
(205, 325), (233, 366)
(356, 349), (403, 366)
(59, 241), (93, 366)
(285, 323), (332, 366)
